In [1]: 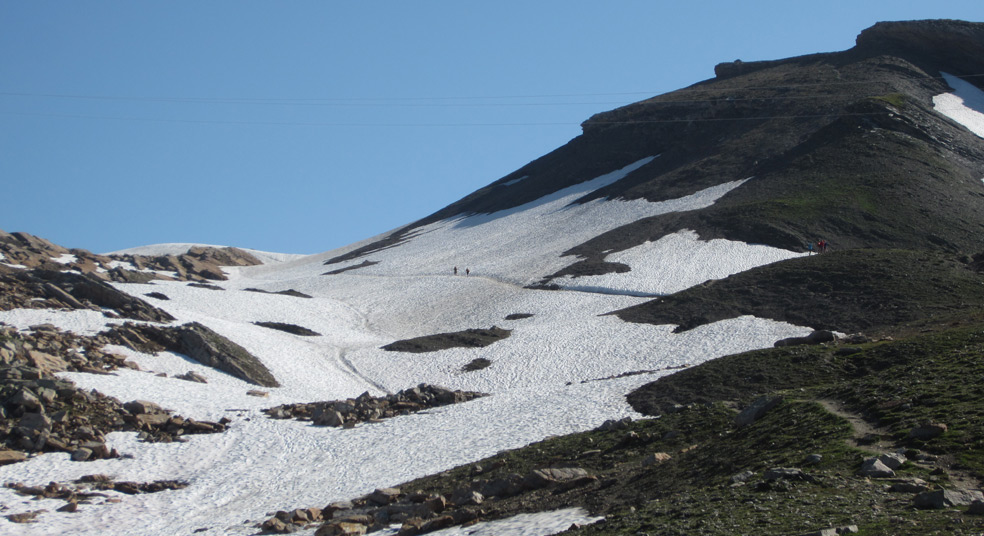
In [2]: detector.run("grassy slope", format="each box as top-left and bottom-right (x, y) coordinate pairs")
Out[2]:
(612, 248), (984, 335)
(393, 323), (984, 535)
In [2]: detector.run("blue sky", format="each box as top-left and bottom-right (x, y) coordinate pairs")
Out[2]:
(3, 2), (983, 254)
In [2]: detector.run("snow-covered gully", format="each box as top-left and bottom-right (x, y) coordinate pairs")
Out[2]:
(0, 159), (810, 535)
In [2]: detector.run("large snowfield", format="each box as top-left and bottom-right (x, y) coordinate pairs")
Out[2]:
(0, 158), (833, 535)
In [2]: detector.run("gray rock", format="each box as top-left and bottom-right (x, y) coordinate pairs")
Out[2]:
(312, 406), (345, 427)
(877, 452), (906, 470)
(160, 322), (278, 387)
(860, 458), (895, 478)
(450, 488), (483, 506)
(17, 412), (52, 433)
(730, 470), (755, 484)
(764, 467), (811, 481)
(913, 489), (984, 509)
(799, 526), (859, 536)
(735, 396), (783, 427)
(888, 478), (930, 493)
(176, 371), (208, 383)
(10, 388), (42, 411)
(124, 400), (163, 415)
(367, 487), (400, 506)
(71, 448), (93, 461)
(478, 474), (523, 498)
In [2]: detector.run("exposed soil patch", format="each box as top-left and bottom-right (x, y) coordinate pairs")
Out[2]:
(253, 321), (321, 337)
(381, 327), (511, 353)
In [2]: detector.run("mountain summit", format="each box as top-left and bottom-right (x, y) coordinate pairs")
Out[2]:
(331, 19), (984, 283)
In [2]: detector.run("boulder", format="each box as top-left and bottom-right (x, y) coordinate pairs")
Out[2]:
(735, 396), (783, 427)
(877, 452), (906, 470)
(449, 488), (483, 506)
(888, 478), (930, 493)
(124, 400), (164, 415)
(914, 489), (984, 509)
(367, 487), (401, 506)
(175, 371), (208, 383)
(18, 412), (52, 433)
(26, 350), (68, 374)
(0, 450), (27, 465)
(764, 467), (812, 482)
(774, 330), (835, 347)
(478, 474), (523, 498)
(908, 422), (947, 440)
(315, 522), (368, 536)
(859, 458), (895, 478)
(10, 388), (43, 411)
(157, 322), (278, 387)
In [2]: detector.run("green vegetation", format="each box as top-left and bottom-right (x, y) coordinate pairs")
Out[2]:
(870, 92), (906, 108)
(397, 322), (984, 535)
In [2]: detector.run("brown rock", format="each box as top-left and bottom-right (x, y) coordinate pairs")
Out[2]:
(0, 450), (27, 465)
(124, 400), (164, 415)
(367, 487), (401, 506)
(27, 349), (69, 374)
(4, 509), (47, 523)
(315, 521), (368, 536)
(18, 412), (52, 433)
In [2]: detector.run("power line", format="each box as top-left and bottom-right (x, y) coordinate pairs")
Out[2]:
(1, 72), (978, 105)
(0, 109), (891, 128)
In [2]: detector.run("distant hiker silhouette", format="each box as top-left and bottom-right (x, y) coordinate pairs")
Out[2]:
(454, 266), (458, 275)
(816, 239), (828, 254)
(807, 242), (814, 255)
(465, 268), (470, 276)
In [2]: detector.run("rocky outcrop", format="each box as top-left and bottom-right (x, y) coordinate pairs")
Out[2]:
(261, 464), (594, 535)
(0, 363), (228, 463)
(112, 322), (279, 387)
(6, 477), (188, 518)
(244, 288), (314, 298)
(0, 269), (175, 323)
(382, 327), (511, 353)
(0, 229), (262, 284)
(253, 321), (321, 337)
(264, 384), (485, 427)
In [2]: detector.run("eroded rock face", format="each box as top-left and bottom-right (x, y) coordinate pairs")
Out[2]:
(113, 322), (279, 387)
(0, 269), (175, 323)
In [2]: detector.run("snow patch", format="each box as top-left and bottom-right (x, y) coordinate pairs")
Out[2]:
(501, 175), (528, 186)
(378, 508), (602, 535)
(556, 229), (804, 295)
(933, 72), (984, 138)
(50, 253), (77, 265)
